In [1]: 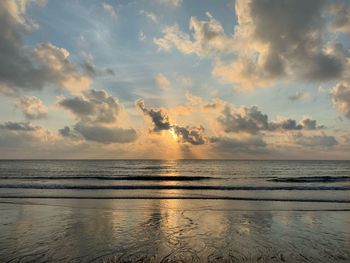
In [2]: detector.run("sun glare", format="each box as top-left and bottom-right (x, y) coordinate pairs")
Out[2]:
(169, 128), (178, 140)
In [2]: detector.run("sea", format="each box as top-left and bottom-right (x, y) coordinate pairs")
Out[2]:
(0, 160), (349, 262)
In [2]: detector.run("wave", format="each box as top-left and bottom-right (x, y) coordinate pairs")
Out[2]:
(0, 184), (350, 190)
(1, 195), (350, 204)
(0, 175), (215, 181)
(270, 176), (350, 183)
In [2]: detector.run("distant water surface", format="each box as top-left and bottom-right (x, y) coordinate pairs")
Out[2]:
(0, 160), (350, 262)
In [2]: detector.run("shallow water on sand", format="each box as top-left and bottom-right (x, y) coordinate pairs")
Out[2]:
(0, 160), (350, 262)
(0, 199), (350, 262)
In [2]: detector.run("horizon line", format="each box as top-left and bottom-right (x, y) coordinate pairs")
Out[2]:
(0, 159), (349, 161)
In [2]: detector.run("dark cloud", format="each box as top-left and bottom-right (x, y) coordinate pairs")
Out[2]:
(300, 117), (325, 130)
(59, 90), (137, 144)
(218, 105), (324, 134)
(331, 82), (350, 118)
(240, 0), (346, 82)
(136, 99), (171, 131)
(74, 122), (137, 144)
(210, 136), (267, 154)
(269, 119), (303, 131)
(137, 99), (207, 145)
(58, 126), (72, 137)
(0, 121), (38, 131)
(292, 133), (338, 148)
(218, 105), (268, 134)
(59, 89), (120, 123)
(172, 125), (206, 145)
(59, 97), (95, 116)
(328, 2), (350, 34)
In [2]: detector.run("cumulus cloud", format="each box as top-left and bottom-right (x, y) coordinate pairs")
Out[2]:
(210, 135), (267, 155)
(270, 117), (325, 131)
(291, 133), (338, 148)
(16, 96), (48, 120)
(172, 125), (206, 145)
(0, 120), (54, 150)
(136, 99), (207, 145)
(59, 89), (120, 123)
(0, 121), (39, 131)
(300, 117), (325, 130)
(136, 99), (171, 131)
(327, 3), (350, 34)
(218, 104), (324, 134)
(154, 12), (235, 57)
(0, 0), (91, 95)
(155, 0), (350, 89)
(74, 122), (137, 144)
(214, 0), (349, 89)
(330, 82), (350, 118)
(218, 105), (269, 134)
(59, 89), (137, 144)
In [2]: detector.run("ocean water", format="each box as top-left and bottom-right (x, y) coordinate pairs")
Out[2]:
(0, 160), (350, 262)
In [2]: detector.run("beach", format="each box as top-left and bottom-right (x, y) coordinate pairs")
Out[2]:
(0, 160), (350, 262)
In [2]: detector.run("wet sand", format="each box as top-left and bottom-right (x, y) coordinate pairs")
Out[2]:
(0, 199), (349, 262)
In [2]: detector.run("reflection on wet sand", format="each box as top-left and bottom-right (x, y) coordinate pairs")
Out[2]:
(0, 199), (350, 262)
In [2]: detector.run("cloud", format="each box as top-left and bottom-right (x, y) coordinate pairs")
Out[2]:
(172, 125), (206, 145)
(154, 12), (235, 57)
(288, 91), (310, 102)
(300, 117), (326, 130)
(327, 3), (350, 34)
(15, 96), (48, 120)
(0, 1), (91, 95)
(218, 104), (324, 134)
(58, 126), (72, 137)
(139, 10), (158, 23)
(136, 99), (207, 145)
(330, 82), (350, 118)
(59, 89), (137, 144)
(74, 122), (137, 144)
(102, 3), (117, 18)
(157, 0), (182, 7)
(218, 105), (268, 134)
(210, 135), (267, 155)
(136, 99), (171, 131)
(0, 121), (53, 150)
(291, 133), (338, 148)
(0, 121), (38, 131)
(154, 73), (171, 89)
(155, 0), (350, 90)
(59, 89), (120, 123)
(214, 0), (350, 89)
(33, 43), (91, 93)
(270, 117), (325, 131)
(81, 58), (115, 77)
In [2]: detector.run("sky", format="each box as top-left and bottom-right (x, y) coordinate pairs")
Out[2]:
(1, 0), (350, 159)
